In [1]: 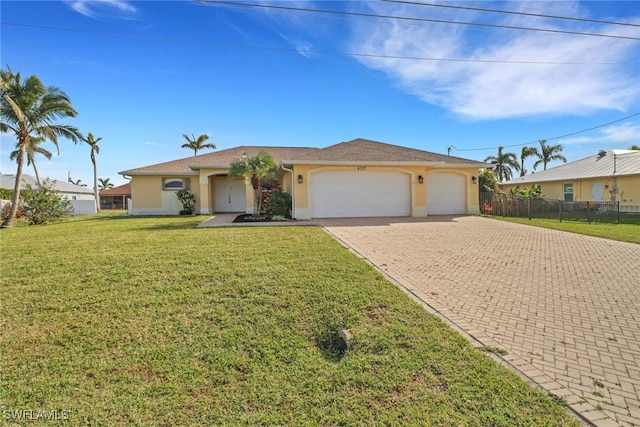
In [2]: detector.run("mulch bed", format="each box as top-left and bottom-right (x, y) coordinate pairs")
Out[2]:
(232, 214), (274, 223)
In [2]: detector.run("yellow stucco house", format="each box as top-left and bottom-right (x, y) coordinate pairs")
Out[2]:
(501, 149), (640, 210)
(119, 138), (487, 219)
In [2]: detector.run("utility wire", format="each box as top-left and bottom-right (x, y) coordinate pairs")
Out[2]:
(454, 112), (640, 152)
(200, 0), (640, 41)
(383, 0), (640, 28)
(3, 22), (631, 65)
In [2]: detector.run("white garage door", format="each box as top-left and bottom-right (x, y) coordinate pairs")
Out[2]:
(311, 171), (411, 218)
(426, 173), (466, 215)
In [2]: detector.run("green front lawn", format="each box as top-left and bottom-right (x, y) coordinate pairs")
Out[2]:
(1, 214), (578, 426)
(491, 216), (640, 244)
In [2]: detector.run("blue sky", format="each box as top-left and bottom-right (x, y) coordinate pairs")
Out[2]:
(1, 0), (639, 186)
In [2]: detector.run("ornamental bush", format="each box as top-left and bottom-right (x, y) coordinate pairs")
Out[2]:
(19, 179), (73, 225)
(176, 189), (196, 215)
(266, 189), (292, 218)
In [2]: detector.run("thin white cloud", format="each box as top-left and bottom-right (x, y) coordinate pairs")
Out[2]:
(560, 122), (640, 147)
(143, 141), (163, 146)
(347, 1), (640, 120)
(65, 0), (138, 19)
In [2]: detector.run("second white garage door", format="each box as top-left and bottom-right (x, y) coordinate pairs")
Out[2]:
(310, 171), (411, 218)
(426, 173), (466, 215)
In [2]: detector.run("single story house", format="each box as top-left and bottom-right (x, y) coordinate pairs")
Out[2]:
(501, 149), (640, 210)
(119, 138), (488, 219)
(0, 173), (97, 215)
(99, 183), (131, 210)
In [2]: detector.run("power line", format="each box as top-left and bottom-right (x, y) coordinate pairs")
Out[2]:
(383, 0), (640, 28)
(3, 22), (631, 65)
(454, 112), (640, 152)
(200, 0), (640, 41)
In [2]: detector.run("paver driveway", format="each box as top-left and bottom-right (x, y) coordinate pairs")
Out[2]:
(318, 216), (640, 427)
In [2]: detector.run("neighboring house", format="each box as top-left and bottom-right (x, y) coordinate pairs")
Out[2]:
(99, 183), (131, 210)
(502, 149), (640, 210)
(119, 138), (487, 219)
(0, 173), (97, 215)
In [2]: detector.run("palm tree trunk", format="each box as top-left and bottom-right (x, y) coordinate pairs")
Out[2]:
(33, 161), (41, 186)
(1, 145), (26, 228)
(92, 154), (99, 212)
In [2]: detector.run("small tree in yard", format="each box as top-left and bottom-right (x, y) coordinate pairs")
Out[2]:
(229, 151), (277, 217)
(19, 179), (73, 225)
(176, 189), (196, 215)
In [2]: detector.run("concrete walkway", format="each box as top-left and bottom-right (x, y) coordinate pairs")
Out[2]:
(317, 216), (639, 427)
(201, 214), (640, 425)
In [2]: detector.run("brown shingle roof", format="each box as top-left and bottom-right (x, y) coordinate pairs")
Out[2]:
(284, 138), (485, 165)
(120, 146), (319, 175)
(120, 139), (485, 175)
(100, 182), (131, 196)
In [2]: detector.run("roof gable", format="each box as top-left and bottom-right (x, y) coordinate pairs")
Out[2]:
(504, 150), (640, 185)
(284, 138), (485, 165)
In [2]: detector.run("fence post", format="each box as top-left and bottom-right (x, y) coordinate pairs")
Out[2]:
(587, 201), (591, 224)
(528, 196), (532, 220)
(559, 199), (563, 222)
(617, 201), (620, 224)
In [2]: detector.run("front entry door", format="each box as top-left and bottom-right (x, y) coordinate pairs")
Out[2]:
(214, 176), (245, 212)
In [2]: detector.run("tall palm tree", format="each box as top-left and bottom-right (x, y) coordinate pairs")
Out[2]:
(1, 68), (82, 228)
(483, 146), (519, 182)
(9, 136), (52, 185)
(98, 177), (114, 191)
(533, 140), (567, 171)
(84, 133), (103, 212)
(181, 133), (216, 156)
(228, 151), (277, 216)
(519, 146), (539, 177)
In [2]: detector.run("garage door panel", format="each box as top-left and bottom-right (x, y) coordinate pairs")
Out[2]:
(427, 173), (466, 215)
(311, 171), (410, 218)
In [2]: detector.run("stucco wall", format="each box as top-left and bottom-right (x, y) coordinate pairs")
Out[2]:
(502, 175), (640, 208)
(130, 175), (198, 215)
(292, 165), (480, 219)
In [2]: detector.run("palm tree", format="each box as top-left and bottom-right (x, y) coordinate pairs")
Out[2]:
(483, 146), (519, 182)
(68, 175), (86, 187)
(181, 133), (215, 156)
(228, 151), (277, 216)
(519, 146), (539, 177)
(84, 133), (103, 212)
(533, 140), (567, 171)
(98, 177), (114, 191)
(1, 68), (82, 228)
(9, 136), (52, 185)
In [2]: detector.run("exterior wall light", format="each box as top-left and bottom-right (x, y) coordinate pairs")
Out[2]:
(297, 174), (303, 184)
(471, 176), (477, 184)
(418, 175), (424, 184)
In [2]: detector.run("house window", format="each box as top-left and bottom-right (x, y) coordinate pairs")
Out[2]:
(563, 183), (573, 202)
(162, 178), (189, 191)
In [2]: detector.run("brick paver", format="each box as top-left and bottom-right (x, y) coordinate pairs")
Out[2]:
(318, 216), (640, 426)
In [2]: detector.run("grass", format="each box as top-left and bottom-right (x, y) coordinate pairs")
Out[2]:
(1, 213), (579, 426)
(489, 216), (640, 244)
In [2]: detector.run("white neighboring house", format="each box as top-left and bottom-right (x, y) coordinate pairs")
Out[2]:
(0, 173), (97, 215)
